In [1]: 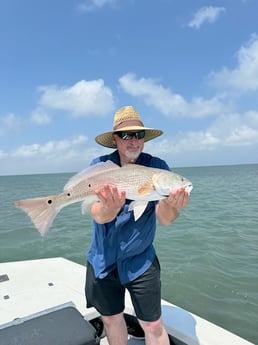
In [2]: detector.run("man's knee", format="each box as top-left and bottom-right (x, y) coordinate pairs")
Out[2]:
(139, 318), (164, 336)
(102, 312), (125, 327)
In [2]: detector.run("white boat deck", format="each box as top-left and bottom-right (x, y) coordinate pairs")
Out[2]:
(0, 257), (253, 345)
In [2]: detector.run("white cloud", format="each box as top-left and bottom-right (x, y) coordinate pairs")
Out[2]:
(188, 6), (226, 29)
(209, 34), (258, 92)
(119, 73), (227, 118)
(0, 135), (108, 175)
(0, 149), (7, 159)
(11, 135), (88, 159)
(77, 0), (117, 12)
(31, 107), (51, 125)
(38, 79), (115, 117)
(208, 112), (258, 147)
(1, 111), (257, 175)
(148, 112), (258, 166)
(0, 113), (21, 136)
(146, 111), (258, 159)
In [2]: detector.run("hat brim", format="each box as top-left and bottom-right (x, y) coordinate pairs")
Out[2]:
(95, 125), (163, 148)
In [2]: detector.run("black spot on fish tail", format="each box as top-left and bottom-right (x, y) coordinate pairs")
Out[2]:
(48, 200), (52, 204)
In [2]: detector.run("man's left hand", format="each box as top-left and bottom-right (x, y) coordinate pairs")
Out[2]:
(163, 187), (190, 209)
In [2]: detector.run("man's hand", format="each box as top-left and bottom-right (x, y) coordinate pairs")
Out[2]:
(163, 187), (190, 209)
(91, 185), (126, 224)
(156, 187), (190, 226)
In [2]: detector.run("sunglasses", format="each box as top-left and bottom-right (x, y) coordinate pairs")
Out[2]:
(115, 130), (145, 140)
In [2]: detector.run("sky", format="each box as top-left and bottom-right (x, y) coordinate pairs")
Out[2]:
(1, 0), (258, 175)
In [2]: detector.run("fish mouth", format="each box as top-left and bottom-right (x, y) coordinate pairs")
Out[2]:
(185, 184), (193, 193)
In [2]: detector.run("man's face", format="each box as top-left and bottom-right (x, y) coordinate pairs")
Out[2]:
(112, 121), (145, 163)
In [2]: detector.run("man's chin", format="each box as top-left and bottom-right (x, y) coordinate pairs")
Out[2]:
(125, 150), (140, 160)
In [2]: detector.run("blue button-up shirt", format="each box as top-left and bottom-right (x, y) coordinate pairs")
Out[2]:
(87, 150), (170, 284)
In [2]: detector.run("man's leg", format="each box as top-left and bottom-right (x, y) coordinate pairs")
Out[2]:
(85, 263), (127, 344)
(102, 312), (128, 345)
(139, 317), (169, 345)
(126, 257), (169, 344)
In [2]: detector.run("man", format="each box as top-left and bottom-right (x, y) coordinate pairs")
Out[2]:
(85, 106), (190, 345)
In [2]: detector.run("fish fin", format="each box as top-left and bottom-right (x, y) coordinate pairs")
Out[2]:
(81, 195), (99, 214)
(137, 183), (155, 196)
(128, 201), (149, 221)
(81, 200), (89, 214)
(64, 160), (120, 190)
(15, 196), (61, 237)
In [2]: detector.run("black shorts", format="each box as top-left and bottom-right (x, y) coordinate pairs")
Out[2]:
(85, 257), (161, 322)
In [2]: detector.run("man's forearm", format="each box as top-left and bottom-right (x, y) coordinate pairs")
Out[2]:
(156, 199), (179, 226)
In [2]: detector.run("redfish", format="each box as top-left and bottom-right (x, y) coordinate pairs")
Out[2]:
(15, 161), (193, 236)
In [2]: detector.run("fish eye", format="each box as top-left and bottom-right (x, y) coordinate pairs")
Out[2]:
(48, 199), (52, 204)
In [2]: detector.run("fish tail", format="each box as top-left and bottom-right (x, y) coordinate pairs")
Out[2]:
(15, 195), (61, 237)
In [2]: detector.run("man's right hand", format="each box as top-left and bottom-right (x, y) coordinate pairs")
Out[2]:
(91, 184), (126, 224)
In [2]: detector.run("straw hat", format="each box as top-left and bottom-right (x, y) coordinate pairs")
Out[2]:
(95, 106), (163, 148)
